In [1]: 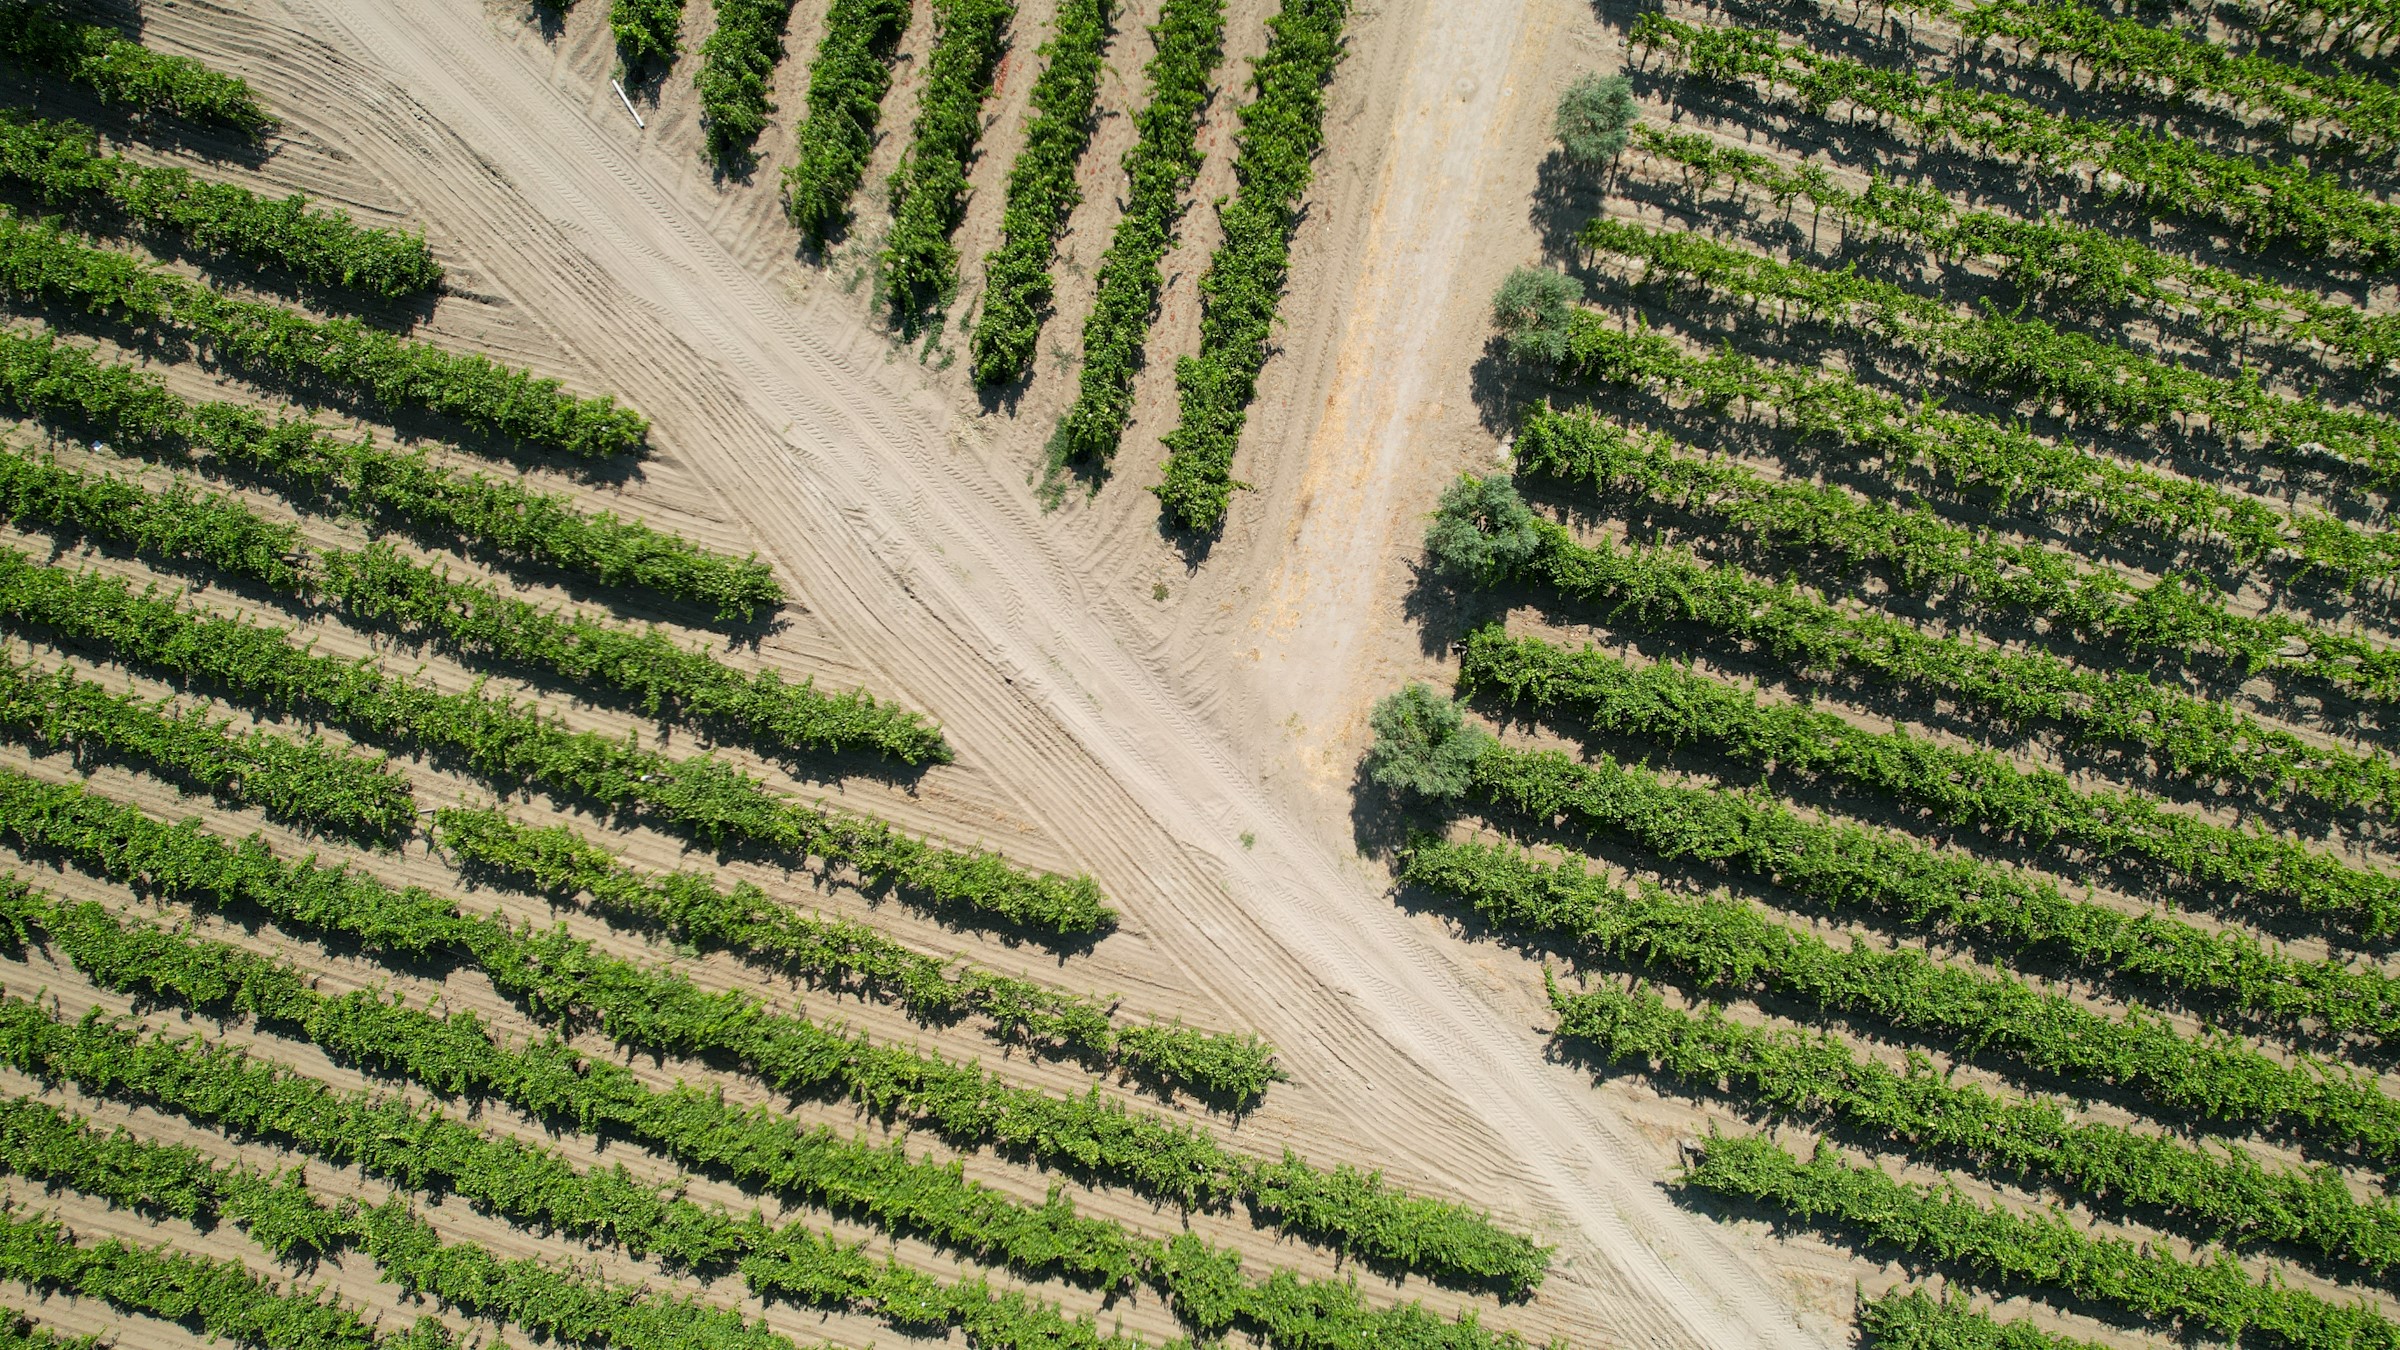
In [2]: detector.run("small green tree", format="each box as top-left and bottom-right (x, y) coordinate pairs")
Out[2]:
(1555, 73), (1638, 168)
(1492, 266), (1583, 364)
(1365, 684), (1491, 800)
(1425, 474), (1543, 581)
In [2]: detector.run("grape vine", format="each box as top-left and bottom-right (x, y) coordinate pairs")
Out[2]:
(969, 0), (1115, 384)
(1153, 0), (1347, 532)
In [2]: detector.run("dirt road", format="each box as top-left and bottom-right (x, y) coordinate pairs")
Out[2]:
(229, 1), (1835, 1343)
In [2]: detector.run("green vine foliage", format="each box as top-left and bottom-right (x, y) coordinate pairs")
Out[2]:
(0, 646), (410, 844)
(1396, 836), (2400, 1166)
(1685, 1132), (2400, 1350)
(1512, 404), (2400, 701)
(0, 1198), (442, 1350)
(969, 0), (1116, 383)
(0, 790), (1546, 1301)
(696, 0), (799, 162)
(0, 1081), (1137, 1350)
(1628, 125), (2400, 373)
(0, 552), (1111, 936)
(320, 542), (947, 765)
(0, 439), (882, 771)
(2219, 0), (2400, 60)
(0, 327), (776, 619)
(1577, 214), (2400, 485)
(1426, 475), (2400, 815)
(1955, 0), (2400, 153)
(1457, 625), (2400, 940)
(0, 1085), (816, 1350)
(0, 210), (647, 459)
(1052, 0), (1227, 469)
(879, 0), (1018, 320)
(1857, 1288), (2108, 1350)
(0, 111), (440, 299)
(782, 0), (914, 246)
(1542, 313), (2400, 587)
(0, 440), (301, 588)
(0, 982), (1532, 1350)
(609, 0), (690, 71)
(0, 1), (273, 134)
(1390, 700), (2400, 1039)
(1153, 0), (1347, 533)
(1548, 978), (2400, 1280)
(432, 805), (1281, 1101)
(1636, 13), (2400, 265)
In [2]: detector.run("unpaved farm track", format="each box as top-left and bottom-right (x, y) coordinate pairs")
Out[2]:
(113, 1), (1837, 1345)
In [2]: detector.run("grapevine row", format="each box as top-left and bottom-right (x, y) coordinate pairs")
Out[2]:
(0, 588), (1124, 1055)
(0, 440), (924, 766)
(0, 210), (647, 459)
(3, 896), (1146, 1304)
(1393, 690), (2400, 1039)
(0, 781), (1547, 1293)
(0, 553), (1111, 936)
(782, 0), (914, 246)
(1458, 625), (2400, 940)
(2223, 0), (2400, 57)
(1636, 14), (2400, 265)
(1153, 0), (1347, 533)
(0, 0), (273, 134)
(1052, 0), (1227, 468)
(695, 0), (798, 162)
(433, 805), (1282, 1100)
(1577, 215), (2400, 485)
(968, 0), (1116, 384)
(0, 111), (440, 299)
(318, 542), (948, 765)
(1512, 403), (2400, 702)
(0, 1201), (437, 1350)
(1858, 1289), (2105, 1350)
(1550, 979), (2400, 1278)
(0, 327), (778, 619)
(0, 440), (302, 588)
(878, 0), (1018, 317)
(1686, 1132), (2400, 1350)
(1429, 476), (2400, 815)
(0, 975), (1537, 1350)
(0, 1085), (836, 1350)
(1396, 835), (2400, 1166)
(1541, 314), (2400, 587)
(0, 644), (410, 843)
(0, 1062), (1157, 1350)
(1956, 0), (2400, 152)
(1629, 125), (2400, 372)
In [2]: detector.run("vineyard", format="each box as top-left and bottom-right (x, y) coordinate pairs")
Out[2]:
(20, 0), (2383, 1342)
(0, 3), (1612, 1350)
(1361, 0), (2400, 1344)
(504, 0), (1346, 536)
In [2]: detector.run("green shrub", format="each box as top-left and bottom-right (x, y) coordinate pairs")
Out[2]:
(1423, 474), (1540, 581)
(1553, 72), (1636, 167)
(1490, 267), (1581, 363)
(1365, 684), (1489, 800)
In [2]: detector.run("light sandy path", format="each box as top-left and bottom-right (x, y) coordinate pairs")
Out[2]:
(258, 2), (1829, 1344)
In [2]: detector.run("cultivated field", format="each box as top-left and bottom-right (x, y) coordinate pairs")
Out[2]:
(0, 0), (2381, 1348)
